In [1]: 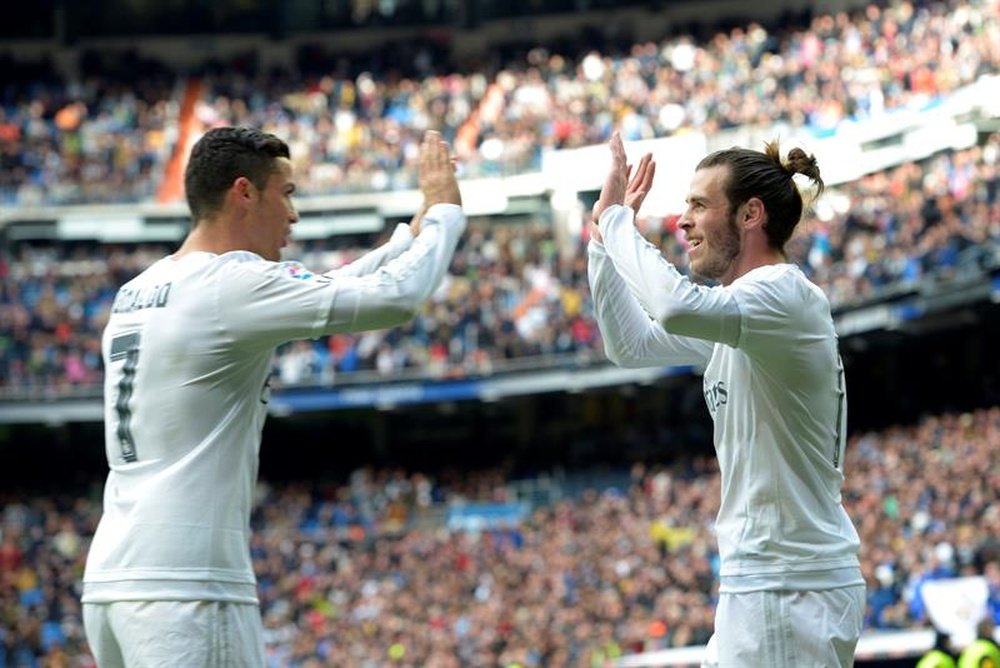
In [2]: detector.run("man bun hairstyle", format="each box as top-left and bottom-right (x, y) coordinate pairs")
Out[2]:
(774, 142), (824, 199)
(699, 139), (824, 251)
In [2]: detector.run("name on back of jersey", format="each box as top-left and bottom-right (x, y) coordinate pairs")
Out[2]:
(112, 282), (173, 314)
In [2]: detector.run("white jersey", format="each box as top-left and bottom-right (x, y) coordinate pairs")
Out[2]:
(82, 204), (465, 604)
(588, 205), (861, 593)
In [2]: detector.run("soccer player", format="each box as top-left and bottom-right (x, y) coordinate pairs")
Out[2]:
(81, 127), (465, 667)
(587, 133), (864, 667)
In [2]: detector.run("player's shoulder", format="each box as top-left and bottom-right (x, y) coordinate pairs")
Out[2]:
(731, 263), (831, 314)
(215, 252), (328, 284)
(118, 256), (172, 288)
(212, 250), (284, 274)
(126, 251), (260, 286)
(731, 263), (798, 297)
(739, 263), (800, 284)
(739, 264), (821, 294)
(215, 250), (268, 267)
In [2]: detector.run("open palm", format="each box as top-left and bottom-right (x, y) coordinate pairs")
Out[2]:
(624, 152), (656, 214)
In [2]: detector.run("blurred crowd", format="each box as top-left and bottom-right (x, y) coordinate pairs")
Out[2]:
(2, 0), (999, 203)
(3, 0), (999, 398)
(1, 136), (998, 398)
(3, 1), (1000, 666)
(244, 0), (1000, 195)
(0, 53), (178, 207)
(2, 406), (998, 666)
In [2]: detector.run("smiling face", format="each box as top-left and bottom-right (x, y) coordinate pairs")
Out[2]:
(244, 157), (298, 261)
(679, 165), (744, 284)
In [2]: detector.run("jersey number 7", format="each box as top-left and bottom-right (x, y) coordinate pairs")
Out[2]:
(109, 332), (141, 463)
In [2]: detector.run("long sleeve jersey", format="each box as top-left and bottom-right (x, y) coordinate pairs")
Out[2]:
(83, 204), (466, 603)
(588, 205), (861, 593)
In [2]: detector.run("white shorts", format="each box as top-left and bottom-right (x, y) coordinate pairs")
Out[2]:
(701, 585), (866, 668)
(83, 600), (265, 668)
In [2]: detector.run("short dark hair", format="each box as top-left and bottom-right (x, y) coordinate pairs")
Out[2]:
(697, 140), (824, 251)
(184, 127), (290, 223)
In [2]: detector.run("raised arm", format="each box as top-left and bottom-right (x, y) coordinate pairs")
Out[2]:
(594, 134), (742, 346)
(322, 202), (463, 333)
(220, 132), (466, 347)
(588, 136), (712, 367)
(323, 223), (415, 280)
(600, 205), (741, 346)
(324, 186), (432, 280)
(323, 131), (464, 332)
(589, 238), (714, 367)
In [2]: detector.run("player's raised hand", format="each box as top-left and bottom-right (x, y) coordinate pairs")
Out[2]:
(418, 130), (462, 207)
(593, 132), (628, 223)
(624, 152), (655, 215)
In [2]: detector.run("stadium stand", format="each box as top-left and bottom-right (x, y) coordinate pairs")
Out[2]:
(2, 139), (998, 399)
(3, 0), (998, 205)
(1, 407), (998, 666)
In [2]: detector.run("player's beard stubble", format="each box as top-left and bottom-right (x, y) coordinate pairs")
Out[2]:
(691, 208), (742, 281)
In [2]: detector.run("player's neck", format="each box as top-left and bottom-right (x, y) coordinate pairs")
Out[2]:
(722, 239), (785, 286)
(173, 217), (248, 259)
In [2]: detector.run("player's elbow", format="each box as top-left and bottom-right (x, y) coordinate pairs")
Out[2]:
(380, 302), (421, 328)
(656, 303), (689, 334)
(603, 345), (651, 369)
(371, 275), (430, 326)
(356, 298), (422, 331)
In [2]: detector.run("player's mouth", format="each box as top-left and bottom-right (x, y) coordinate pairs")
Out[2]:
(687, 237), (703, 255)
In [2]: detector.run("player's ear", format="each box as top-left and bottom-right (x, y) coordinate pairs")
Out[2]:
(742, 197), (765, 230)
(233, 176), (254, 204)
